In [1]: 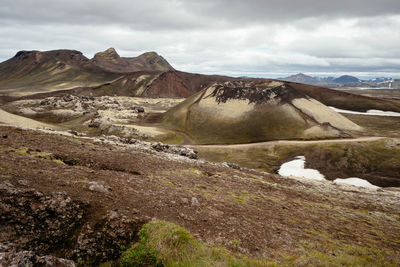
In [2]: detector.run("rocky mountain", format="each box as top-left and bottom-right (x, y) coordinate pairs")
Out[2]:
(91, 48), (174, 73)
(16, 70), (233, 100)
(89, 70), (233, 98)
(162, 80), (363, 144)
(333, 75), (360, 84)
(281, 73), (398, 88)
(368, 77), (393, 83)
(1, 49), (400, 112)
(281, 73), (337, 87)
(0, 48), (174, 97)
(281, 73), (323, 85)
(0, 49), (120, 97)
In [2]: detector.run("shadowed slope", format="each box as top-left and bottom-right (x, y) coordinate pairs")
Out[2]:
(0, 49), (175, 98)
(289, 82), (400, 112)
(0, 50), (121, 97)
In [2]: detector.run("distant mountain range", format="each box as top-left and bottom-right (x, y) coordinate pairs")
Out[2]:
(1, 48), (400, 118)
(280, 73), (397, 88)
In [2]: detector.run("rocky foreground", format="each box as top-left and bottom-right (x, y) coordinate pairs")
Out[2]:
(1, 125), (400, 266)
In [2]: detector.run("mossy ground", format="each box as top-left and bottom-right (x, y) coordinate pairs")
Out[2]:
(120, 220), (276, 267)
(342, 113), (400, 138)
(195, 138), (400, 187)
(117, 220), (397, 267)
(1, 126), (399, 266)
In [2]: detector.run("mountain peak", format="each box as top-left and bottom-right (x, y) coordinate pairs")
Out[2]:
(141, 51), (158, 57)
(93, 48), (120, 60)
(333, 75), (360, 84)
(282, 73), (320, 85)
(90, 49), (174, 73)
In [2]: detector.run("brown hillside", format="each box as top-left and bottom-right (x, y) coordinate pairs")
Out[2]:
(91, 48), (174, 73)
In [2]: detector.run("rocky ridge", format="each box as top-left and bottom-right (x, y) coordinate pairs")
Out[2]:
(91, 48), (174, 73)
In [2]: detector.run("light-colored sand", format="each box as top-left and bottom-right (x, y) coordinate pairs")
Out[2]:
(302, 125), (341, 138)
(199, 87), (255, 119)
(113, 124), (165, 137)
(329, 107), (400, 117)
(3, 76), (123, 97)
(134, 74), (160, 96)
(0, 109), (56, 129)
(292, 98), (362, 131)
(131, 125), (165, 137)
(19, 107), (37, 116)
(267, 81), (284, 88)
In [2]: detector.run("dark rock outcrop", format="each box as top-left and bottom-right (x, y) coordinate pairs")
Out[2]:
(0, 182), (87, 254)
(0, 243), (75, 267)
(0, 182), (146, 265)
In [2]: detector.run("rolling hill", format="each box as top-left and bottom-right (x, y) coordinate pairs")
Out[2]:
(333, 75), (360, 84)
(162, 80), (363, 144)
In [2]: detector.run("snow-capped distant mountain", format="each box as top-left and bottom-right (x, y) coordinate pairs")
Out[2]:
(280, 73), (397, 88)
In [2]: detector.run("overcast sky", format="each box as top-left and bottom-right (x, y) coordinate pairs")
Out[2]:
(1, 0), (400, 78)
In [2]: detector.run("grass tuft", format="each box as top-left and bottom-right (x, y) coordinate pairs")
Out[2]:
(121, 220), (276, 267)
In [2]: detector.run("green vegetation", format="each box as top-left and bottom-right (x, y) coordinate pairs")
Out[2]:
(121, 220), (275, 267)
(162, 92), (314, 145)
(117, 220), (397, 266)
(343, 113), (400, 138)
(196, 139), (400, 187)
(12, 146), (67, 165)
(287, 241), (397, 266)
(149, 131), (185, 145)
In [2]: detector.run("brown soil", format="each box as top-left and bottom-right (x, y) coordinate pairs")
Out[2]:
(1, 126), (399, 264)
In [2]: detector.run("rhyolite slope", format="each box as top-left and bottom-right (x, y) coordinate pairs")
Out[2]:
(162, 80), (363, 144)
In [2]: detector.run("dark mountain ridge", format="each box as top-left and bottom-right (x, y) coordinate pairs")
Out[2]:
(90, 48), (174, 73)
(333, 75), (360, 84)
(0, 48), (173, 97)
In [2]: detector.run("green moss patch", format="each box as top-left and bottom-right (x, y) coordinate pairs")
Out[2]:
(121, 220), (275, 267)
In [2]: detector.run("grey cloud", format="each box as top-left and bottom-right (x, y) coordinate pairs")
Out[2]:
(1, 0), (400, 77)
(0, 0), (206, 30)
(1, 0), (400, 30)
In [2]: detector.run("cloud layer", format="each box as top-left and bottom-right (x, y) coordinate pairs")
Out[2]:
(1, 0), (400, 78)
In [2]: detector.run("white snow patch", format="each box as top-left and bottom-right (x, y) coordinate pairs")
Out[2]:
(334, 177), (380, 189)
(278, 156), (381, 190)
(329, 107), (400, 117)
(278, 156), (325, 180)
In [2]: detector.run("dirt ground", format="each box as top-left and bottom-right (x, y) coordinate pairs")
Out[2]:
(1, 126), (400, 264)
